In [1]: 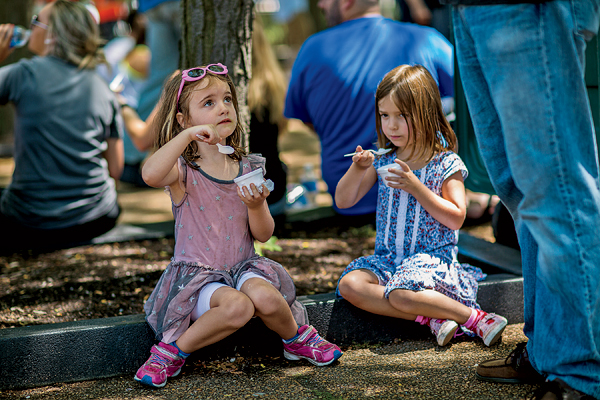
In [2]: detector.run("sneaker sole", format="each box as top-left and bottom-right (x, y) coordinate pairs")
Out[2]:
(134, 374), (166, 388)
(438, 322), (459, 347)
(133, 367), (180, 388)
(283, 349), (343, 366)
(483, 320), (508, 347)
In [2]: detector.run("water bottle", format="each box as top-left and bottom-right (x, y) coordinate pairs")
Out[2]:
(10, 26), (31, 49)
(300, 163), (318, 207)
(286, 184), (308, 210)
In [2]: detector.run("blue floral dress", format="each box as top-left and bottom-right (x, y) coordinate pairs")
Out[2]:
(336, 151), (486, 308)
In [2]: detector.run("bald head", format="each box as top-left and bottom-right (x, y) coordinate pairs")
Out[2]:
(318, 0), (381, 27)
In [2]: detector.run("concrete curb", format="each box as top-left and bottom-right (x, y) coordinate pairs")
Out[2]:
(0, 277), (523, 390)
(0, 232), (523, 390)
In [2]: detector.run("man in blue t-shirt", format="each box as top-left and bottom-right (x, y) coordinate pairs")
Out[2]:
(285, 0), (453, 216)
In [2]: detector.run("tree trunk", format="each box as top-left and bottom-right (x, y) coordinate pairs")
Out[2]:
(180, 0), (254, 149)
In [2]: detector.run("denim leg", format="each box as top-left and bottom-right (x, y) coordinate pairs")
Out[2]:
(452, 1), (538, 346)
(453, 1), (600, 396)
(137, 1), (182, 120)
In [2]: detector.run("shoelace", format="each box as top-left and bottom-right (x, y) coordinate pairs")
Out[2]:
(305, 331), (325, 347)
(149, 353), (170, 367)
(507, 342), (528, 370)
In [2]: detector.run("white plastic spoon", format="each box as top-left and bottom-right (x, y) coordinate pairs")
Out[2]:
(195, 133), (235, 154)
(344, 148), (393, 157)
(216, 143), (235, 154)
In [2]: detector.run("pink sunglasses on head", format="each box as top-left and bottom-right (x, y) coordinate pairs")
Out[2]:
(176, 63), (228, 112)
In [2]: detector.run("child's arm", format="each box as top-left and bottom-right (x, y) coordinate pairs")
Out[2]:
(390, 160), (466, 230)
(120, 104), (157, 152)
(142, 124), (222, 189)
(103, 137), (124, 181)
(238, 184), (274, 243)
(335, 145), (378, 209)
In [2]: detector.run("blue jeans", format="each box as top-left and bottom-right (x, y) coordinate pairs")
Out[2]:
(137, 1), (181, 120)
(452, 1), (600, 396)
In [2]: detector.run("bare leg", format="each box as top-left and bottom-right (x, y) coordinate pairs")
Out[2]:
(175, 286), (255, 354)
(388, 288), (472, 323)
(337, 269), (415, 319)
(466, 190), (499, 219)
(239, 278), (298, 340)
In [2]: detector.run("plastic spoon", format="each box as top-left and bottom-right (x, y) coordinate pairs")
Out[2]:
(195, 133), (235, 154)
(344, 148), (393, 157)
(216, 143), (235, 154)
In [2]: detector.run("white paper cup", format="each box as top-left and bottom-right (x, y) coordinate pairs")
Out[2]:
(234, 169), (266, 196)
(376, 163), (399, 187)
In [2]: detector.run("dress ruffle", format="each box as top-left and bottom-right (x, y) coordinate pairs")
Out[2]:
(145, 255), (308, 343)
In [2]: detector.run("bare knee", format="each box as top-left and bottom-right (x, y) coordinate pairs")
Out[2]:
(244, 280), (284, 317)
(338, 272), (372, 306)
(388, 289), (417, 313)
(338, 275), (358, 302)
(218, 293), (255, 329)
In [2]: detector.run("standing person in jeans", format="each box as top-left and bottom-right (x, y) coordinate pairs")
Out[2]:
(441, 0), (600, 398)
(285, 0), (453, 219)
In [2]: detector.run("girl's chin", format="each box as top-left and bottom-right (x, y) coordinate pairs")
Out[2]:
(217, 124), (235, 135)
(388, 139), (405, 147)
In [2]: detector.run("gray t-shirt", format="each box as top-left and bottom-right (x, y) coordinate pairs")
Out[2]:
(0, 56), (124, 229)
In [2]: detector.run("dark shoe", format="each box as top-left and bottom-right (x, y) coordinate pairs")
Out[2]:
(476, 342), (545, 383)
(529, 378), (596, 400)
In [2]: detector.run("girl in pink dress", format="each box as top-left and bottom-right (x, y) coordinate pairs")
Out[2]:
(135, 64), (342, 388)
(335, 65), (507, 348)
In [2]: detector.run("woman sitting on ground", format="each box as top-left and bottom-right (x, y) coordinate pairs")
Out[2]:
(0, 0), (124, 252)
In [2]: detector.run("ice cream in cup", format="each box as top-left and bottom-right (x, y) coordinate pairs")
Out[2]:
(234, 168), (274, 196)
(376, 163), (399, 188)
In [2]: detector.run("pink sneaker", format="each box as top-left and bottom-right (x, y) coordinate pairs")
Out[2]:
(473, 313), (508, 347)
(134, 342), (185, 388)
(419, 317), (459, 346)
(283, 325), (343, 366)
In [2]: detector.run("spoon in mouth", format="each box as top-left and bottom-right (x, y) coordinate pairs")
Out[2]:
(344, 148), (393, 157)
(216, 143), (235, 154)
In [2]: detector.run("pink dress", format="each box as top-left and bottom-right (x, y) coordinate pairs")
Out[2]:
(144, 155), (307, 343)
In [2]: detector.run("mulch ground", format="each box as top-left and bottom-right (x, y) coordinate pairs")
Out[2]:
(0, 223), (377, 329)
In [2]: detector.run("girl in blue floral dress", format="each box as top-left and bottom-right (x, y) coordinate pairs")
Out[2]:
(335, 65), (507, 347)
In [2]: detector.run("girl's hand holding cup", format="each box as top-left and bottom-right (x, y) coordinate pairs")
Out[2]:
(387, 159), (421, 193)
(238, 182), (270, 210)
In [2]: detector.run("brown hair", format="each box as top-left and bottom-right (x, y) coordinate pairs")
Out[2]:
(375, 64), (457, 161)
(153, 67), (246, 167)
(247, 14), (287, 129)
(47, 0), (105, 69)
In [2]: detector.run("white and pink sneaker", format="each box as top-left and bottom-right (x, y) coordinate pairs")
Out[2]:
(418, 317), (459, 346)
(472, 313), (508, 347)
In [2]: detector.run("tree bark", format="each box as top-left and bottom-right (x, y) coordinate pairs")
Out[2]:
(180, 0), (254, 149)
